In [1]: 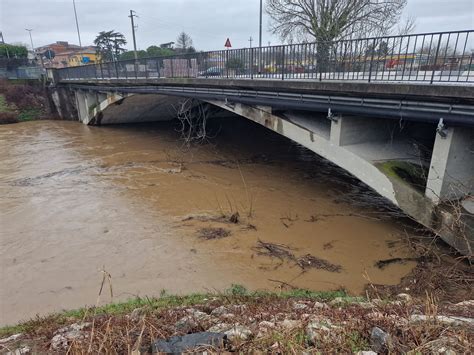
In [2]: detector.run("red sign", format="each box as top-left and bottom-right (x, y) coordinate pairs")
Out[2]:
(224, 38), (232, 48)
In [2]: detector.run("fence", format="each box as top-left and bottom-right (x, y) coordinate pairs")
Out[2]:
(57, 30), (474, 84)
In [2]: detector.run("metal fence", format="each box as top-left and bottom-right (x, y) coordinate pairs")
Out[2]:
(57, 30), (474, 84)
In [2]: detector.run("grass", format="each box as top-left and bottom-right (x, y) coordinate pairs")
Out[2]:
(0, 286), (348, 338)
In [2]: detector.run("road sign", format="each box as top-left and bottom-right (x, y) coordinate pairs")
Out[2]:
(224, 38), (232, 48)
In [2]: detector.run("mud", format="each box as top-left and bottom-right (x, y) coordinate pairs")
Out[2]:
(0, 118), (417, 326)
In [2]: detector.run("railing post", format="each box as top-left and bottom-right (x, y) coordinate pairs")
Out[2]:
(250, 48), (254, 79)
(114, 61), (119, 79)
(368, 38), (377, 82)
(430, 33), (443, 84)
(282, 46), (285, 80)
(156, 59), (160, 78)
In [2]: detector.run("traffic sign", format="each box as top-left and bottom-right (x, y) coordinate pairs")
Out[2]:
(224, 38), (232, 48)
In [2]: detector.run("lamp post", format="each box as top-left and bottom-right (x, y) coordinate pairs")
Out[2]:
(25, 28), (35, 52)
(72, 0), (84, 64)
(259, 0), (263, 48)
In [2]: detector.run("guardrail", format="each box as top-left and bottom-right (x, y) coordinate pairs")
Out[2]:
(57, 30), (473, 84)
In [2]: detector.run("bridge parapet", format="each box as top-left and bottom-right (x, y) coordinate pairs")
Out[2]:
(55, 30), (474, 85)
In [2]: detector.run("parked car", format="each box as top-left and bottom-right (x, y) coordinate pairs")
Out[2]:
(199, 66), (223, 77)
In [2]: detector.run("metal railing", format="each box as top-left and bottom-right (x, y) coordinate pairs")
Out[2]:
(57, 30), (474, 84)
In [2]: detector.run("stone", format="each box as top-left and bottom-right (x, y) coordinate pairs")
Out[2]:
(416, 336), (467, 354)
(396, 293), (412, 303)
(130, 307), (144, 321)
(370, 327), (391, 353)
(207, 323), (232, 333)
(313, 301), (330, 310)
(175, 316), (199, 333)
(211, 306), (229, 317)
(185, 308), (211, 321)
(224, 325), (252, 342)
(355, 352), (377, 355)
(306, 321), (331, 345)
(152, 332), (227, 353)
(0, 333), (22, 344)
(6, 346), (30, 355)
(409, 314), (474, 326)
(279, 319), (302, 330)
(293, 302), (309, 310)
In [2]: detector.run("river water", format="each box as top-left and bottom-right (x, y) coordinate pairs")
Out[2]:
(0, 118), (416, 326)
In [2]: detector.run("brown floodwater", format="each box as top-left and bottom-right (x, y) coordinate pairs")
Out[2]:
(0, 118), (416, 326)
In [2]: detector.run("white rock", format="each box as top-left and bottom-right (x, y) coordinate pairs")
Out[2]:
(279, 319), (302, 330)
(0, 333), (22, 344)
(355, 351), (377, 355)
(293, 302), (309, 310)
(409, 314), (474, 326)
(224, 325), (252, 342)
(207, 323), (232, 333)
(451, 300), (474, 309)
(396, 293), (412, 303)
(306, 321), (331, 345)
(6, 346), (30, 355)
(313, 301), (330, 310)
(258, 321), (276, 329)
(210, 306), (229, 317)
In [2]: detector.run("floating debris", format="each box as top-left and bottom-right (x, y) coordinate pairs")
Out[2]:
(198, 227), (231, 240)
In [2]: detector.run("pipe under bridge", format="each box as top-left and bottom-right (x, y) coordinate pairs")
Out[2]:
(48, 30), (474, 257)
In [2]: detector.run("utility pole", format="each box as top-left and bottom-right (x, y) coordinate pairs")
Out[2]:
(249, 36), (253, 48)
(259, 0), (263, 48)
(72, 0), (84, 64)
(129, 10), (138, 61)
(25, 29), (34, 52)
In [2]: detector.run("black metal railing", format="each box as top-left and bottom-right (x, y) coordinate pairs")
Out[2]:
(57, 30), (473, 84)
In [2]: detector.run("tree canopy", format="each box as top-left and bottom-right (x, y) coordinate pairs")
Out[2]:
(0, 44), (28, 58)
(175, 32), (195, 53)
(266, 0), (408, 43)
(94, 30), (127, 62)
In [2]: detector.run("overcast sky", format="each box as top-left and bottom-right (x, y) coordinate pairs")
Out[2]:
(1, 0), (473, 51)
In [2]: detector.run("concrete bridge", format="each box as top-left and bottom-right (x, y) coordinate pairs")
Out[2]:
(48, 30), (474, 257)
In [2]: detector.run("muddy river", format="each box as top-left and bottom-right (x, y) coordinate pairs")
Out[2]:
(0, 118), (416, 326)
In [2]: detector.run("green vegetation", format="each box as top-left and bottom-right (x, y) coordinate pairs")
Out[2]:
(0, 44), (28, 58)
(378, 160), (429, 191)
(0, 94), (11, 112)
(0, 286), (348, 337)
(119, 45), (176, 61)
(346, 331), (371, 352)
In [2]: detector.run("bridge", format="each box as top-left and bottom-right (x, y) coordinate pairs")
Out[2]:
(48, 30), (474, 257)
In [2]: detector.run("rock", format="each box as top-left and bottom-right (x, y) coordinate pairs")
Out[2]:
(50, 322), (91, 350)
(366, 311), (385, 321)
(358, 302), (375, 309)
(0, 333), (22, 344)
(396, 293), (412, 303)
(56, 322), (91, 333)
(355, 352), (377, 355)
(211, 306), (229, 317)
(313, 301), (330, 310)
(224, 325), (252, 342)
(279, 319), (302, 330)
(207, 323), (232, 333)
(306, 320), (331, 345)
(293, 302), (309, 310)
(221, 313), (236, 320)
(185, 308), (211, 321)
(175, 316), (199, 333)
(229, 304), (248, 313)
(409, 314), (474, 326)
(152, 332), (227, 353)
(370, 327), (391, 353)
(130, 307), (144, 321)
(415, 336), (467, 354)
(256, 321), (276, 338)
(6, 346), (30, 355)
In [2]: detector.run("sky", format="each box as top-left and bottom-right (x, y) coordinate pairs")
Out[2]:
(1, 0), (473, 51)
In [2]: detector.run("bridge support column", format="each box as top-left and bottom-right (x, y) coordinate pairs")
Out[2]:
(426, 127), (474, 203)
(330, 116), (393, 146)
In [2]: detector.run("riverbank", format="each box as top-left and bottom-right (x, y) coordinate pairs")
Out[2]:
(0, 286), (472, 354)
(0, 79), (50, 124)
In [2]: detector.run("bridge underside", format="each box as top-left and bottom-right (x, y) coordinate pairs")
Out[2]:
(50, 82), (474, 257)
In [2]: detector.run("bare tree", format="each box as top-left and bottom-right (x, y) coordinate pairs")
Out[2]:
(176, 32), (194, 53)
(266, 0), (407, 43)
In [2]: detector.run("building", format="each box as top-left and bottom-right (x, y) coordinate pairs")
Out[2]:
(36, 41), (98, 68)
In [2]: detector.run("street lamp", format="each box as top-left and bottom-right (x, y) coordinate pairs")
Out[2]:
(72, 0), (84, 64)
(259, 0), (263, 48)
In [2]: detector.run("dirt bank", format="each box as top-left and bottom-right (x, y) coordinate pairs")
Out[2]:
(0, 79), (51, 124)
